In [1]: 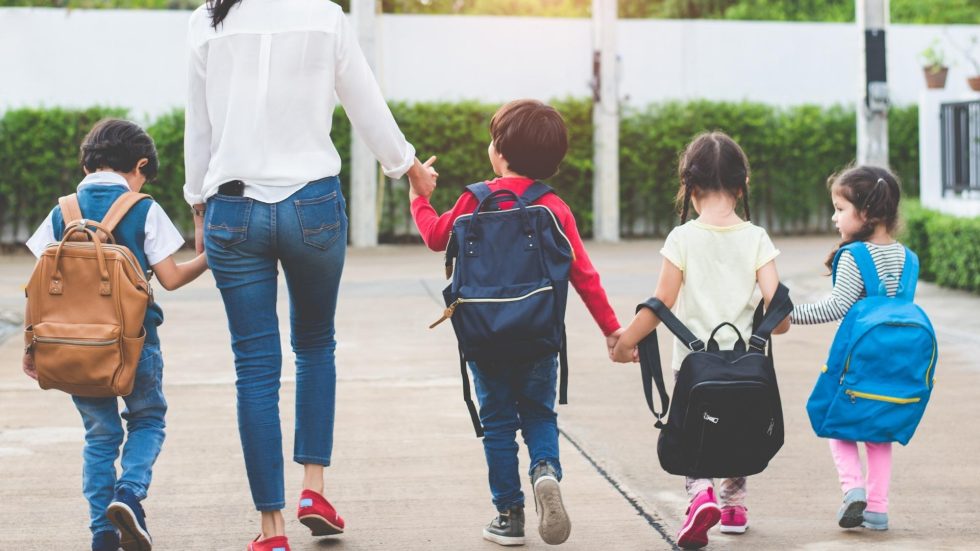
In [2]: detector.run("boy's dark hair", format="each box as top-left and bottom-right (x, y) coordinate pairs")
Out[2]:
(675, 131), (751, 224)
(823, 164), (902, 271)
(490, 99), (568, 180)
(79, 119), (159, 181)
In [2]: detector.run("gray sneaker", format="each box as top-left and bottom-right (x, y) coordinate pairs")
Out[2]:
(483, 506), (525, 546)
(862, 511), (889, 531)
(837, 488), (867, 528)
(531, 460), (571, 545)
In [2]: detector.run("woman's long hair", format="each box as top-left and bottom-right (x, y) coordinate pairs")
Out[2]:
(208, 0), (243, 29)
(823, 165), (902, 271)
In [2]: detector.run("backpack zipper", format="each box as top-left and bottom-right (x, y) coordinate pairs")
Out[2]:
(845, 389), (921, 405)
(839, 322), (936, 388)
(429, 286), (554, 328)
(32, 335), (119, 347)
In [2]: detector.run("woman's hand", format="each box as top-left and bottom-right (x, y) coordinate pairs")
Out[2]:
(407, 156), (438, 200)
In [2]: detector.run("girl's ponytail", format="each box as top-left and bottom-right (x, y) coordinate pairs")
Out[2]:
(675, 131), (751, 224)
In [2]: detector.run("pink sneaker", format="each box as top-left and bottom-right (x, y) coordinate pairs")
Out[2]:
(719, 505), (748, 534)
(677, 488), (721, 549)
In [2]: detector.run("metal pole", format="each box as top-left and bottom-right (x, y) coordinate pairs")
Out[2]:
(350, 0), (380, 247)
(857, 0), (890, 168)
(592, 0), (620, 242)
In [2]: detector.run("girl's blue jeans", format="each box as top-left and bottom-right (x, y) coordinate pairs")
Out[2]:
(72, 343), (167, 535)
(469, 354), (563, 512)
(205, 176), (347, 511)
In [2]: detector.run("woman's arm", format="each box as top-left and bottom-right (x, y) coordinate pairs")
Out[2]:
(151, 253), (208, 291)
(756, 260), (791, 335)
(612, 258), (683, 363)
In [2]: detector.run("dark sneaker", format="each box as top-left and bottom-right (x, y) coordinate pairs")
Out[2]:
(837, 488), (867, 529)
(92, 530), (120, 551)
(483, 506), (525, 546)
(531, 460), (571, 545)
(107, 487), (152, 551)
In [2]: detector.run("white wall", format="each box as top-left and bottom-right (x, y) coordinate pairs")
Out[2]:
(2, 8), (980, 118)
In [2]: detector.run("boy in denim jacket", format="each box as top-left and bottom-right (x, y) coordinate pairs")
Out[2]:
(23, 119), (208, 551)
(409, 100), (622, 546)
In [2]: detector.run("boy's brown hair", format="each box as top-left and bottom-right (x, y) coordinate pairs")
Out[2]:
(490, 99), (568, 180)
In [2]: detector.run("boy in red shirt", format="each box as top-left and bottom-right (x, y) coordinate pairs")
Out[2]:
(409, 99), (622, 546)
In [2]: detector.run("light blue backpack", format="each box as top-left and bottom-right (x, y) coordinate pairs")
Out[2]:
(806, 242), (937, 445)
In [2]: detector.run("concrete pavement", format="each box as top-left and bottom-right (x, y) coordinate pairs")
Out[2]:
(0, 237), (977, 550)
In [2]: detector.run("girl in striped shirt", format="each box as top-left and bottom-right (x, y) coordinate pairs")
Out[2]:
(792, 165), (905, 532)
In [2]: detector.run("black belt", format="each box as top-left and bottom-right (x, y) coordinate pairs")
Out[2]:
(217, 180), (245, 196)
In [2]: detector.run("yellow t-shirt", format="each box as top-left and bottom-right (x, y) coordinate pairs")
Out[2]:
(660, 219), (780, 372)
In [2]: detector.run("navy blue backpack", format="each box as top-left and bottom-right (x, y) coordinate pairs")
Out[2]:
(806, 242), (938, 445)
(430, 182), (573, 437)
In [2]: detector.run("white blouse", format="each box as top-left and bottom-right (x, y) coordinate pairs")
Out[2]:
(183, 0), (415, 205)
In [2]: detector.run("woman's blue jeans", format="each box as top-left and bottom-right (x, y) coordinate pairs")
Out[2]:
(469, 354), (563, 512)
(205, 176), (347, 511)
(72, 343), (167, 535)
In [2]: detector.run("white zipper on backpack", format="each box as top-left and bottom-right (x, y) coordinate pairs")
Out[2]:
(429, 286), (554, 328)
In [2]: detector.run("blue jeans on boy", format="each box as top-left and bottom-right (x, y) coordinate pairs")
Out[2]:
(469, 354), (563, 512)
(72, 343), (167, 536)
(205, 176), (347, 511)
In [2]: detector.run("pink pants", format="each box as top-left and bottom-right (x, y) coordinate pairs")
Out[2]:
(828, 439), (892, 513)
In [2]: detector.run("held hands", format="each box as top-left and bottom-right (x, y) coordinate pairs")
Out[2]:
(605, 328), (625, 361)
(407, 156), (438, 202)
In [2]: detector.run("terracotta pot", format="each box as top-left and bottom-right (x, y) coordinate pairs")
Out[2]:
(969, 76), (980, 92)
(923, 66), (948, 89)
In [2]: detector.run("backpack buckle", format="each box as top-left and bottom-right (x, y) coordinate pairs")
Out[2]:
(688, 339), (705, 352)
(748, 334), (767, 351)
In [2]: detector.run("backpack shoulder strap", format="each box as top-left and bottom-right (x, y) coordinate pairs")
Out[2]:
(897, 247), (919, 300)
(57, 194), (87, 242)
(834, 242), (882, 297)
(636, 298), (705, 352)
(636, 327), (669, 428)
(100, 192), (152, 235)
(58, 194), (83, 225)
(465, 182), (494, 205)
(519, 181), (554, 204)
(748, 283), (793, 352)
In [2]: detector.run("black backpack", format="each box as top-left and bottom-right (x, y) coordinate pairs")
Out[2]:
(430, 182), (573, 437)
(636, 284), (793, 478)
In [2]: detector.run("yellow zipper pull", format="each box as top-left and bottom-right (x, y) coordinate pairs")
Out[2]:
(429, 300), (461, 329)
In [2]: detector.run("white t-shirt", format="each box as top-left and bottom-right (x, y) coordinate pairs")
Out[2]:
(25, 172), (186, 267)
(660, 219), (780, 371)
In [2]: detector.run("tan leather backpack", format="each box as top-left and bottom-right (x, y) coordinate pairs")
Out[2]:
(24, 192), (154, 397)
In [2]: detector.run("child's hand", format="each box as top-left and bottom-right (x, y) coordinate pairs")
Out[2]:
(605, 328), (624, 361)
(22, 350), (37, 381)
(407, 156), (438, 200)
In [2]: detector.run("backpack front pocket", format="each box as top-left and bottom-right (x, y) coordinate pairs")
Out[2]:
(31, 322), (122, 393)
(452, 281), (559, 357)
(822, 384), (929, 444)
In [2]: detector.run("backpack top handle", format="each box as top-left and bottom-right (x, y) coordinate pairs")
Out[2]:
(466, 188), (536, 245)
(707, 322), (746, 352)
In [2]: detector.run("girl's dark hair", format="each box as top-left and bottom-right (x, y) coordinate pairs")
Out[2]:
(208, 0), (243, 28)
(823, 164), (902, 271)
(79, 119), (159, 181)
(675, 131), (751, 224)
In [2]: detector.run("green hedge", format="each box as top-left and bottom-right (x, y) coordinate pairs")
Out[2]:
(901, 201), (980, 293)
(0, 100), (920, 242)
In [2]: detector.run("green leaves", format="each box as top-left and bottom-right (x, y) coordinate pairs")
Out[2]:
(0, 101), (921, 242)
(901, 201), (980, 293)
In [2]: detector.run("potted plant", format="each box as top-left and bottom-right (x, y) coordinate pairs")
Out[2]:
(956, 35), (980, 92)
(919, 39), (949, 89)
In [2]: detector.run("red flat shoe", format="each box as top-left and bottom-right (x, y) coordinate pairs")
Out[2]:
(297, 489), (345, 536)
(246, 534), (290, 551)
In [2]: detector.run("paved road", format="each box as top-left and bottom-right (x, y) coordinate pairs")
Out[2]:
(0, 237), (976, 550)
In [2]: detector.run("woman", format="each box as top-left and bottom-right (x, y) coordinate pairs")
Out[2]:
(183, 1), (436, 549)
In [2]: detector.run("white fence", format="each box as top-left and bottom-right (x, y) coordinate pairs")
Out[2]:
(2, 7), (980, 118)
